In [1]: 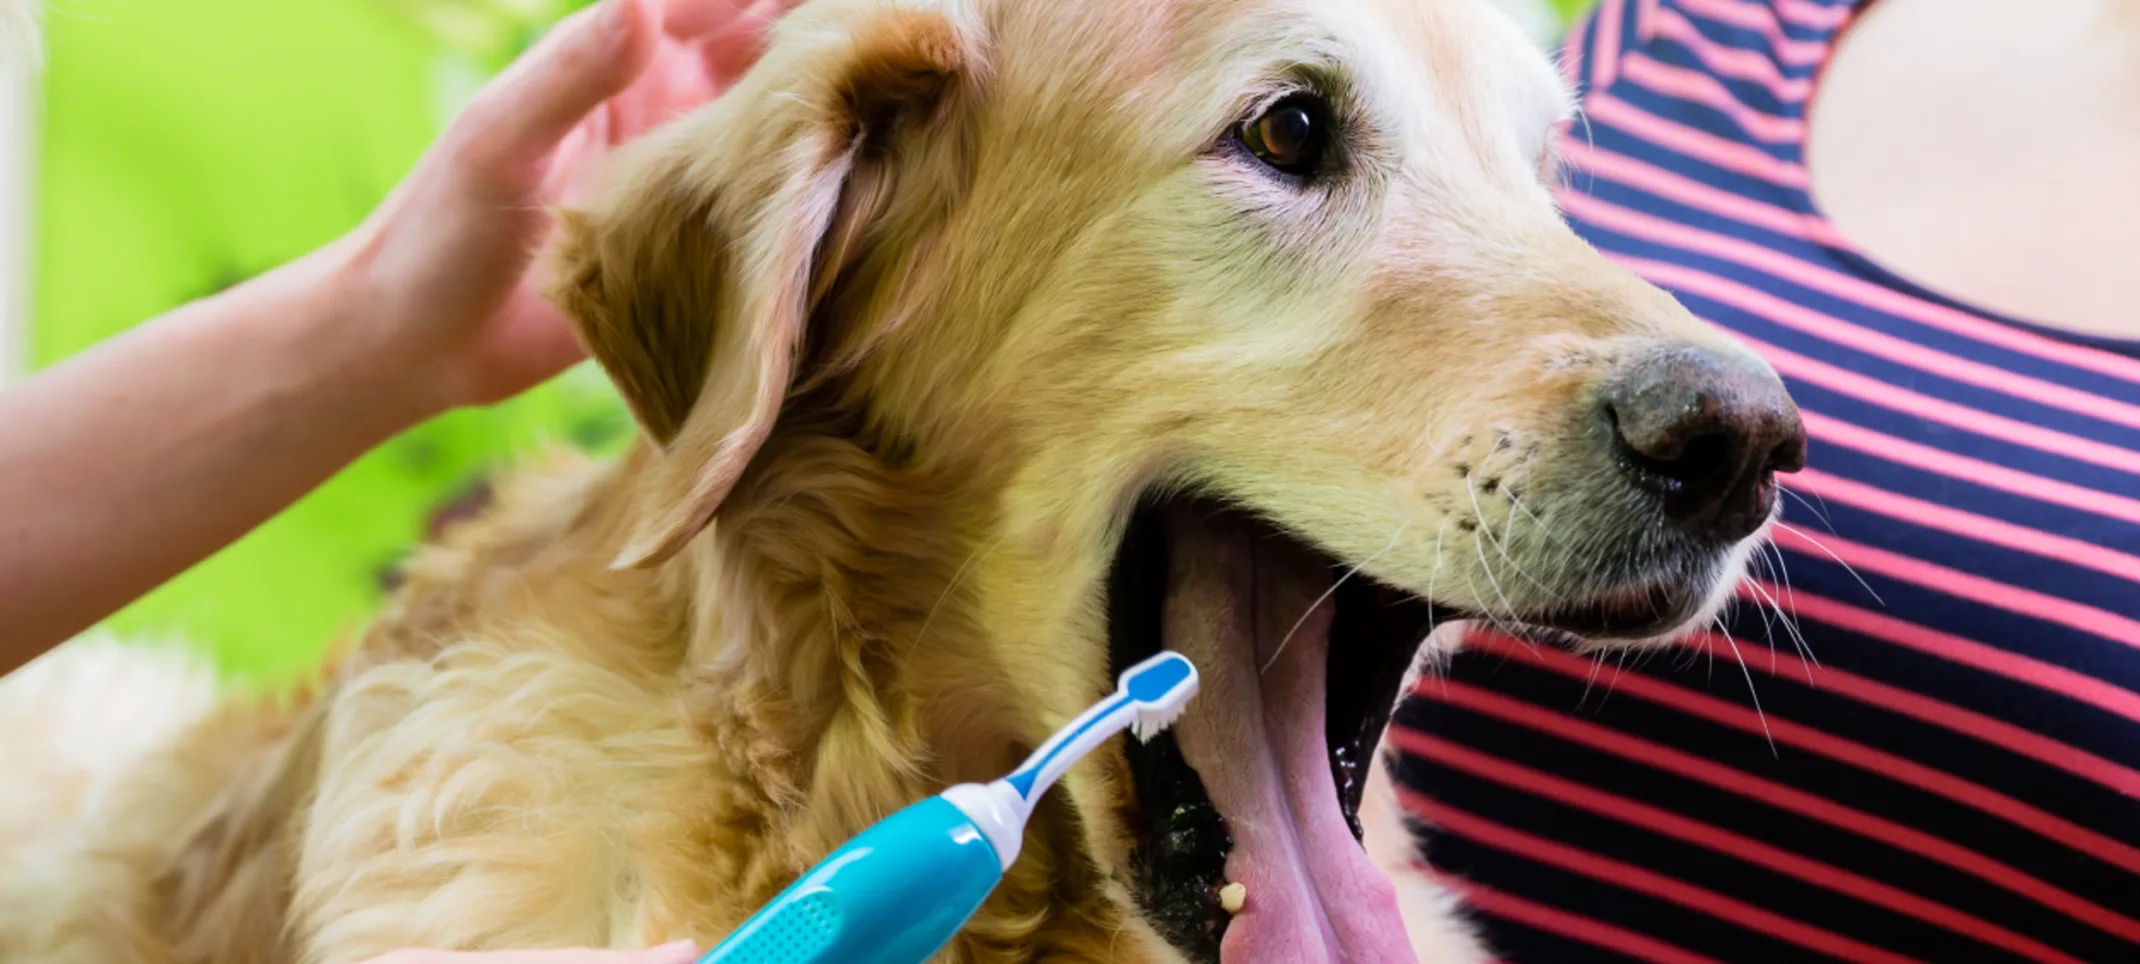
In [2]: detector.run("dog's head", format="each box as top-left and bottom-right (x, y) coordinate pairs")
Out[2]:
(551, 0), (1802, 959)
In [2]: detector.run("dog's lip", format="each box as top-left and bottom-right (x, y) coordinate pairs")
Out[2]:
(1471, 573), (1708, 645)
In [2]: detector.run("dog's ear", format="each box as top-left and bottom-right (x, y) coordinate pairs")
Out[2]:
(549, 7), (973, 569)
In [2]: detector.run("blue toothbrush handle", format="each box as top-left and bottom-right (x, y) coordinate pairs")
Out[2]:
(696, 796), (1004, 964)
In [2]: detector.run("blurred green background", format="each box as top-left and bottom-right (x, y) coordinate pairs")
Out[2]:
(32, 0), (1585, 685)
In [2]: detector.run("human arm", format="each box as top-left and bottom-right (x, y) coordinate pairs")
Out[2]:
(0, 0), (793, 671)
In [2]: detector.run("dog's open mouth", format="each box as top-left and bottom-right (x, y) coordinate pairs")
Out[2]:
(1106, 498), (1435, 962)
(1105, 496), (1705, 962)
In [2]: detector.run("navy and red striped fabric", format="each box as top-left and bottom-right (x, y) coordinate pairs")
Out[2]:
(1389, 1), (2140, 961)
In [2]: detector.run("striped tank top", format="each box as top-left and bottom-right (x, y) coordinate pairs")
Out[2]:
(1389, 1), (2140, 961)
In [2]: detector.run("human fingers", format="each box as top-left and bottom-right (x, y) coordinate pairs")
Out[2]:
(697, 0), (790, 89)
(450, 0), (661, 197)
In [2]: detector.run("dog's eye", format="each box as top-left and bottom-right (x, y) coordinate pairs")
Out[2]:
(1237, 95), (1327, 178)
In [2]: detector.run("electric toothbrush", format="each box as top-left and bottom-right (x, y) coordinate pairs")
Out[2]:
(693, 650), (1200, 964)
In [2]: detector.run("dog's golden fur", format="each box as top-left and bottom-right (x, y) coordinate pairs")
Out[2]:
(0, 0), (1775, 960)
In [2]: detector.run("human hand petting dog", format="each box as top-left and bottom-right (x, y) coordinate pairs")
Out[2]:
(0, 0), (794, 669)
(339, 0), (796, 410)
(360, 941), (703, 964)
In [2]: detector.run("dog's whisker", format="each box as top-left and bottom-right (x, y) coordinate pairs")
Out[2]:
(1505, 452), (1559, 546)
(1571, 105), (1600, 195)
(1465, 481), (1550, 596)
(1505, 492), (1550, 541)
(1575, 648), (1608, 711)
(1469, 532), (1528, 640)
(1735, 571), (1784, 675)
(1760, 541), (1816, 670)
(1773, 521), (1885, 607)
(1779, 484), (1838, 533)
(1427, 517), (1449, 604)
(1503, 491), (1580, 590)
(1714, 624), (1777, 757)
(1456, 565), (1512, 642)
(1765, 540), (1802, 621)
(1261, 518), (1412, 676)
(1584, 646), (1630, 707)
(1743, 576), (1814, 683)
(1423, 517), (1455, 704)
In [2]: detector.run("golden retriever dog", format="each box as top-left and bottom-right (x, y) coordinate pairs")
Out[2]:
(0, 0), (1804, 960)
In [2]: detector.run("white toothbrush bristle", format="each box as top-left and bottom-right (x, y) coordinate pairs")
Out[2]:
(1130, 703), (1187, 743)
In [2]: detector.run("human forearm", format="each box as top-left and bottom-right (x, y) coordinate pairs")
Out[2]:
(0, 0), (792, 673)
(0, 250), (436, 668)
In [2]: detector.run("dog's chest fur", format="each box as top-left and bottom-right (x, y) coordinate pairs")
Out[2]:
(254, 452), (1128, 963)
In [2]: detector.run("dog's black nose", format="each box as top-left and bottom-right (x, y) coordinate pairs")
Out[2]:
(1600, 346), (1805, 543)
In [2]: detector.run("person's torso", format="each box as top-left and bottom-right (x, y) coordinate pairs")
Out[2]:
(1393, 1), (2140, 960)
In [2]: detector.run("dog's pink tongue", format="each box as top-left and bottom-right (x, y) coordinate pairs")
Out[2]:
(1162, 509), (1418, 964)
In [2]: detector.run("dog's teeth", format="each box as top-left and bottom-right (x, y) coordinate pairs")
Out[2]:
(1219, 882), (1247, 915)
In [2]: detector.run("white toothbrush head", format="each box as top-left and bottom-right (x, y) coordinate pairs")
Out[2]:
(1118, 651), (1199, 742)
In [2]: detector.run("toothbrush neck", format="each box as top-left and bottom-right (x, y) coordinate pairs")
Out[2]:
(1005, 693), (1131, 807)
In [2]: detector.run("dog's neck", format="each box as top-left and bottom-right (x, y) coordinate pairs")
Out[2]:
(663, 414), (1026, 821)
(639, 416), (1113, 946)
